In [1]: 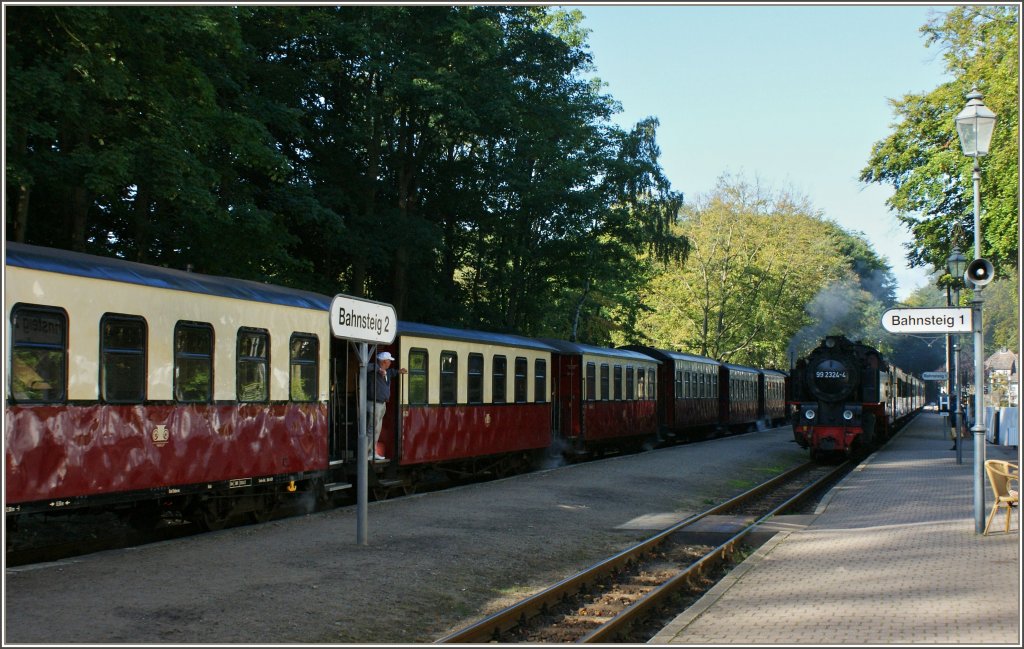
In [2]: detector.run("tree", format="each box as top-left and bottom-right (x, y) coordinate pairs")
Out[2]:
(5, 5), (686, 341)
(981, 271), (1019, 354)
(630, 176), (851, 368)
(860, 6), (1018, 276)
(5, 6), (309, 279)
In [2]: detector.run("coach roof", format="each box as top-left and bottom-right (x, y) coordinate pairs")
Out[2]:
(538, 338), (662, 364)
(620, 345), (720, 366)
(5, 242), (333, 311)
(398, 320), (559, 353)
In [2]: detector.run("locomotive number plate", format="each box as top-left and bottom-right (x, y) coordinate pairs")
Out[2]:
(816, 370), (848, 379)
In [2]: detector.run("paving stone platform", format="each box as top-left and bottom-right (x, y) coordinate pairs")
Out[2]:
(652, 412), (1021, 646)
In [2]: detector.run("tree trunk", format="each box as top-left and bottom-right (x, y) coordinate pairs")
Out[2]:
(133, 186), (150, 262)
(8, 125), (30, 242)
(570, 278), (591, 342)
(10, 184), (30, 243)
(70, 185), (89, 252)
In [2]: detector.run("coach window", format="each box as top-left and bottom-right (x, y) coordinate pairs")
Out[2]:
(599, 363), (610, 401)
(440, 351), (457, 405)
(468, 353), (484, 404)
(101, 314), (147, 403)
(237, 328), (269, 402)
(534, 358), (547, 403)
(626, 366), (634, 400)
(492, 355), (507, 404)
(614, 365), (623, 400)
(636, 369), (645, 401)
(514, 357), (528, 403)
(648, 368), (656, 399)
(175, 322), (213, 402)
(585, 362), (597, 401)
(407, 349), (428, 405)
(10, 305), (67, 403)
(288, 333), (318, 402)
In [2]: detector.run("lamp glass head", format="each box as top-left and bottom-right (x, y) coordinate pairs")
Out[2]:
(955, 90), (997, 157)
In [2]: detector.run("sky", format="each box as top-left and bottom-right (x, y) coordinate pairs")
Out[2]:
(569, 2), (955, 301)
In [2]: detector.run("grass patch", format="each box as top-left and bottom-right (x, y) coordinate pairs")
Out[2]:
(727, 478), (757, 490)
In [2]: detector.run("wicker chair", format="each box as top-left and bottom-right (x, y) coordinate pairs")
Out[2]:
(983, 460), (1019, 535)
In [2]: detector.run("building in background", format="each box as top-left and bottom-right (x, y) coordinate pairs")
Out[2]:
(985, 349), (1018, 407)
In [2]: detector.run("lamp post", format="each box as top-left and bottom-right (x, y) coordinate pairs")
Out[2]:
(954, 87), (997, 534)
(946, 247), (967, 465)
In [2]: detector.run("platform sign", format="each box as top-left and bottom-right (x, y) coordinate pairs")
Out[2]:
(329, 294), (397, 344)
(921, 371), (949, 381)
(881, 307), (972, 334)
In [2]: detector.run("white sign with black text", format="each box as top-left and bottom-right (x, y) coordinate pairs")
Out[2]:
(881, 307), (973, 334)
(329, 294), (397, 344)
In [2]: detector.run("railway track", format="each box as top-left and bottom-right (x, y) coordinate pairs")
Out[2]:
(435, 459), (852, 643)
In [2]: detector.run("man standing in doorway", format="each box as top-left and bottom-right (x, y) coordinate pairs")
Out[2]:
(366, 350), (406, 461)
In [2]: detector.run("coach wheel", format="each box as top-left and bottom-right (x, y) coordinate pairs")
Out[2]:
(197, 498), (232, 531)
(128, 502), (163, 531)
(249, 492), (277, 524)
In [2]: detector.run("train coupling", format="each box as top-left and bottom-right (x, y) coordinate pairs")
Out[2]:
(287, 481), (297, 493)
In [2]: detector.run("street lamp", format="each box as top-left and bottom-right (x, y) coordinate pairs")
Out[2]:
(946, 247), (967, 465)
(954, 87), (997, 534)
(947, 248), (968, 281)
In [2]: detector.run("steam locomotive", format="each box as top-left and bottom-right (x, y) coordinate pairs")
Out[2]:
(788, 335), (924, 459)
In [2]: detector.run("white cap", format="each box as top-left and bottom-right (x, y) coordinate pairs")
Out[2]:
(377, 351), (395, 362)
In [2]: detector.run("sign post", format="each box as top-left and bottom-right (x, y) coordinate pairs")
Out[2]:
(329, 295), (397, 545)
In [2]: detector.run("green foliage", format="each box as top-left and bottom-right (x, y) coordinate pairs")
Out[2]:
(628, 176), (863, 368)
(5, 5), (315, 282)
(981, 270), (1019, 354)
(860, 6), (1019, 275)
(7, 4), (946, 365)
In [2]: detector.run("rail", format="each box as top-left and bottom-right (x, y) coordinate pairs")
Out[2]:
(435, 460), (851, 643)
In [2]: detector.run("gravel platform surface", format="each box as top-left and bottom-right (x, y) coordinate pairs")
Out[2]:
(4, 427), (806, 644)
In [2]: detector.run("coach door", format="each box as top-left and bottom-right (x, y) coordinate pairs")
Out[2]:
(328, 338), (358, 470)
(551, 354), (582, 445)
